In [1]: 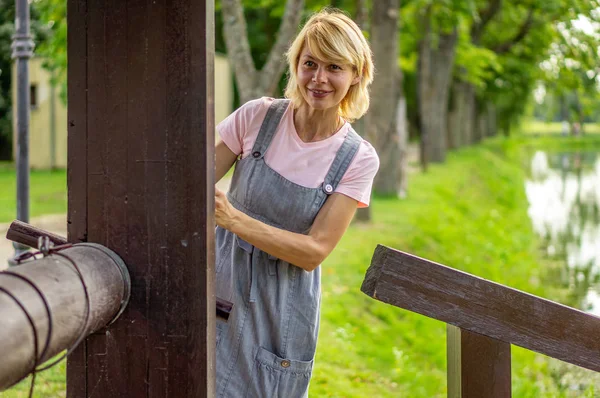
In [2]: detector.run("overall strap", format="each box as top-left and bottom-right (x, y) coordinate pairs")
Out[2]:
(322, 127), (362, 195)
(250, 99), (290, 159)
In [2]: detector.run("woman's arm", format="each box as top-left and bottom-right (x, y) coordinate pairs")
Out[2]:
(216, 139), (238, 183)
(215, 188), (357, 272)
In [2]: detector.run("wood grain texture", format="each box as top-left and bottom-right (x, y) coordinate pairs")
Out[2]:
(361, 245), (600, 372)
(67, 0), (215, 396)
(447, 325), (511, 398)
(66, 0), (89, 396)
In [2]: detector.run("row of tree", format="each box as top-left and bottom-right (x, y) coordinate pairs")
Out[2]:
(2, 0), (598, 207)
(214, 0), (599, 216)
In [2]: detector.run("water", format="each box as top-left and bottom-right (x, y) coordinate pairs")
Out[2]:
(525, 150), (600, 313)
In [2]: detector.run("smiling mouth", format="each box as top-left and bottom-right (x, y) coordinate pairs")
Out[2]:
(309, 89), (332, 95)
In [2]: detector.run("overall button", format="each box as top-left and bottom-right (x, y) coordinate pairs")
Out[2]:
(252, 151), (261, 158)
(324, 183), (333, 193)
(281, 359), (291, 368)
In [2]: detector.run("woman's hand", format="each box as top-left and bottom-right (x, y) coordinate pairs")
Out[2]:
(215, 188), (239, 231)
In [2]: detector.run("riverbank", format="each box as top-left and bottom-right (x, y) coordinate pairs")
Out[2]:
(310, 134), (600, 397)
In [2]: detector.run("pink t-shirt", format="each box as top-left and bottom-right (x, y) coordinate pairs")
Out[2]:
(217, 97), (380, 207)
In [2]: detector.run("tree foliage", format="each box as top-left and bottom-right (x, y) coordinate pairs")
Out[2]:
(10, 0), (599, 153)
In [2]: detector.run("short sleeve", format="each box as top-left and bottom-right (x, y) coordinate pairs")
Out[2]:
(335, 140), (380, 208)
(216, 98), (270, 156)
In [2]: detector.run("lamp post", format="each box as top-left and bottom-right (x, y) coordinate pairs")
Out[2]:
(9, 0), (35, 265)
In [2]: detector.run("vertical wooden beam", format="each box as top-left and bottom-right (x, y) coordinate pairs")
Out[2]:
(447, 325), (511, 398)
(67, 0), (215, 396)
(66, 0), (88, 396)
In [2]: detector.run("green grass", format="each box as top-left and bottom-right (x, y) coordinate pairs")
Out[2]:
(520, 119), (600, 135)
(2, 361), (66, 398)
(309, 134), (600, 397)
(3, 133), (600, 396)
(0, 163), (66, 224)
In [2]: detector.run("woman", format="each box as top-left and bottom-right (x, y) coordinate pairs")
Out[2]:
(214, 9), (379, 397)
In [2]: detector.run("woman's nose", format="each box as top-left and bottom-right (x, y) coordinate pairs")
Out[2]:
(312, 68), (327, 83)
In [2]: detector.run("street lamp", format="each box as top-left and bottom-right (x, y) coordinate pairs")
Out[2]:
(9, 0), (35, 265)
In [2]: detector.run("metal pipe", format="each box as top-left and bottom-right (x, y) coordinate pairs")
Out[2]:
(0, 243), (131, 391)
(10, 0), (36, 263)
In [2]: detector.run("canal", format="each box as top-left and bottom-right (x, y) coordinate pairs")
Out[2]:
(525, 148), (600, 394)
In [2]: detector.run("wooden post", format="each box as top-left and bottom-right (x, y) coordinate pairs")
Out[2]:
(67, 0), (215, 396)
(0, 244), (130, 391)
(447, 325), (511, 398)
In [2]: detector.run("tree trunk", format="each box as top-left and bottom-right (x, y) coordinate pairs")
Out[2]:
(474, 99), (488, 141)
(463, 83), (476, 145)
(397, 96), (409, 198)
(352, 0), (372, 222)
(448, 79), (476, 148)
(355, 0), (369, 31)
(367, 0), (403, 196)
(221, 0), (304, 104)
(353, 117), (371, 222)
(417, 16), (458, 165)
(447, 81), (462, 149)
(486, 102), (497, 137)
(472, 98), (484, 143)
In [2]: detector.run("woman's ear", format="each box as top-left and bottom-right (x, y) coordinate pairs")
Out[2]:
(351, 75), (361, 86)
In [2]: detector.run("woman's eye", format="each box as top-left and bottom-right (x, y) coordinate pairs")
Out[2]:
(304, 61), (315, 67)
(330, 64), (342, 70)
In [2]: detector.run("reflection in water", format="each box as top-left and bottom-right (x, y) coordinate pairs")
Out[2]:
(525, 150), (600, 314)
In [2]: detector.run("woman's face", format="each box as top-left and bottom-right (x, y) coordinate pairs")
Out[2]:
(296, 46), (359, 113)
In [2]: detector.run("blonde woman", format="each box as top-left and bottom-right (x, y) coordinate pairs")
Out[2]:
(214, 9), (379, 397)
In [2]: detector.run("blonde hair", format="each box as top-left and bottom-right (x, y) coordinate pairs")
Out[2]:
(284, 9), (374, 122)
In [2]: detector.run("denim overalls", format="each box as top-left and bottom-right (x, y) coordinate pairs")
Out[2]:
(215, 99), (361, 397)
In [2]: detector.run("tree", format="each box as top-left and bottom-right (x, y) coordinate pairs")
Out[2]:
(221, 0), (305, 104)
(367, 0), (407, 196)
(414, 1), (468, 167)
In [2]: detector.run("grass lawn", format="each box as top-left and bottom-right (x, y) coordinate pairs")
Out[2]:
(0, 163), (66, 224)
(3, 133), (600, 396)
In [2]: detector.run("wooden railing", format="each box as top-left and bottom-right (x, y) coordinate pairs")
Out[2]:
(361, 245), (600, 398)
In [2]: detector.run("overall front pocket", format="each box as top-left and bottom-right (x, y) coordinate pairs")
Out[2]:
(245, 347), (313, 398)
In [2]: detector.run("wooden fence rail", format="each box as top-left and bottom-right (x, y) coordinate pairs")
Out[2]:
(361, 245), (600, 397)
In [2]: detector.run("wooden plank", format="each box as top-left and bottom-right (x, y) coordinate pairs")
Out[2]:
(66, 0), (89, 396)
(83, 0), (112, 395)
(66, 0), (215, 395)
(447, 325), (511, 398)
(125, 1), (154, 397)
(361, 245), (600, 372)
(162, 0), (215, 395)
(6, 220), (67, 248)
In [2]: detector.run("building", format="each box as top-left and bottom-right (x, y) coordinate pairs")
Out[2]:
(13, 54), (232, 169)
